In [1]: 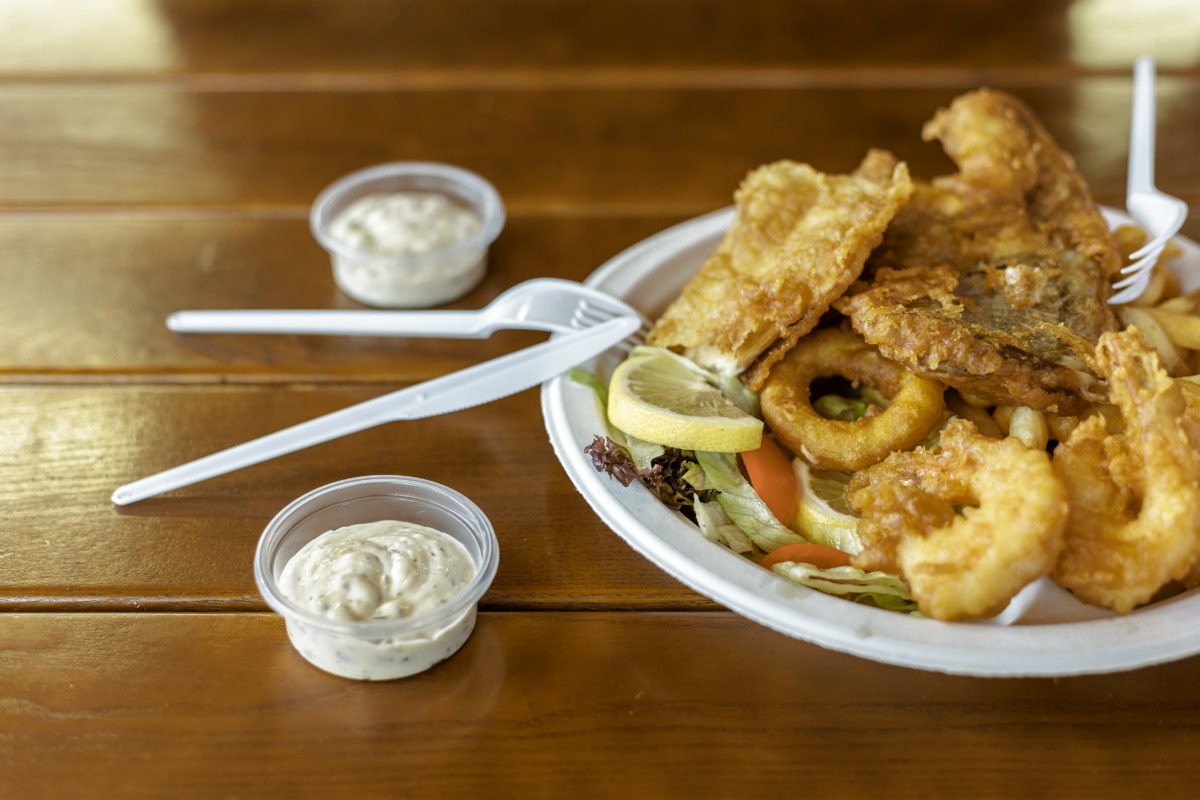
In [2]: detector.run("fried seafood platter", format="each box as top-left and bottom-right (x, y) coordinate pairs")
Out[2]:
(584, 88), (1200, 625)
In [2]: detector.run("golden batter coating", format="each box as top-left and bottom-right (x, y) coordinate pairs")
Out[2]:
(848, 418), (1069, 621)
(759, 327), (946, 472)
(836, 89), (1122, 413)
(1050, 328), (1200, 613)
(645, 149), (912, 389)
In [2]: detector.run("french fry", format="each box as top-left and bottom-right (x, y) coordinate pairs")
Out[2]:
(1158, 257), (1182, 301)
(1117, 306), (1190, 376)
(1111, 224), (1147, 261)
(1007, 406), (1050, 451)
(991, 404), (1015, 434)
(1140, 307), (1200, 351)
(946, 392), (1003, 438)
(1157, 288), (1200, 314)
(1046, 413), (1079, 442)
(1129, 261), (1177, 306)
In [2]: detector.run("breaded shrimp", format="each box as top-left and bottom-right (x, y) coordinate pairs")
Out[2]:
(1051, 328), (1200, 614)
(847, 418), (1069, 620)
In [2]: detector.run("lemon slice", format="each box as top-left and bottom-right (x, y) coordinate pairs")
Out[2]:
(790, 459), (862, 554)
(607, 349), (763, 452)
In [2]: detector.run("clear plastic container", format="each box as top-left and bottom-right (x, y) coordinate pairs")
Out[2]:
(310, 162), (505, 308)
(254, 475), (499, 680)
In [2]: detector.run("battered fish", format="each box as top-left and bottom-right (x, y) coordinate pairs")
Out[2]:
(835, 89), (1121, 413)
(646, 149), (913, 389)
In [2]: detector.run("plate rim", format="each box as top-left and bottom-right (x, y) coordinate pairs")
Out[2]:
(541, 205), (1200, 677)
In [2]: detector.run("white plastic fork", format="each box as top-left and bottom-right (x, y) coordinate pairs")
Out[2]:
(1110, 57), (1189, 305)
(167, 277), (651, 346)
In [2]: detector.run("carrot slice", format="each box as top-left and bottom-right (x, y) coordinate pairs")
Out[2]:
(740, 437), (798, 525)
(760, 542), (853, 571)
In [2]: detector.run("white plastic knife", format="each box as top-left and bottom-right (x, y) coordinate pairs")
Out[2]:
(111, 315), (639, 505)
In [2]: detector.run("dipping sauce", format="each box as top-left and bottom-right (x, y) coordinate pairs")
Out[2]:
(327, 191), (486, 307)
(278, 520), (478, 680)
(331, 192), (481, 255)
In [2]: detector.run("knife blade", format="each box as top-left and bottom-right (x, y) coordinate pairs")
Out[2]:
(111, 315), (639, 505)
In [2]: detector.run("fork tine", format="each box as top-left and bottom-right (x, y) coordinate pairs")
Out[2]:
(1128, 205), (1188, 260)
(1129, 238), (1170, 261)
(1109, 272), (1153, 304)
(569, 301), (650, 354)
(571, 300), (650, 328)
(571, 307), (641, 331)
(1118, 248), (1164, 277)
(1113, 254), (1160, 288)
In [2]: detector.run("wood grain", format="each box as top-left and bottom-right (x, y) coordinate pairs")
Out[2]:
(3, 0), (1200, 794)
(0, 214), (673, 380)
(0, 0), (1136, 78)
(0, 385), (714, 610)
(0, 84), (1195, 215)
(1, 611), (1197, 798)
(3, 212), (1200, 380)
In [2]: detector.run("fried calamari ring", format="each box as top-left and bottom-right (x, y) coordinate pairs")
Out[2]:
(847, 418), (1069, 621)
(759, 327), (946, 471)
(1050, 328), (1200, 614)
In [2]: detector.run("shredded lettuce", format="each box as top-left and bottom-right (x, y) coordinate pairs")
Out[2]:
(625, 435), (666, 471)
(693, 496), (755, 555)
(813, 387), (888, 421)
(813, 394), (870, 421)
(693, 450), (806, 552)
(680, 461), (714, 492)
(570, 366), (610, 408)
(772, 561), (920, 613)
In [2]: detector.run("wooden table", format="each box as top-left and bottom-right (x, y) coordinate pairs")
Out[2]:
(2, 1), (1198, 796)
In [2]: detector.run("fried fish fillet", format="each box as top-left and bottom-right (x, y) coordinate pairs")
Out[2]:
(835, 89), (1121, 413)
(645, 149), (913, 389)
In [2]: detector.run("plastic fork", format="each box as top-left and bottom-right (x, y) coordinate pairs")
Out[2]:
(1110, 57), (1189, 305)
(167, 277), (651, 347)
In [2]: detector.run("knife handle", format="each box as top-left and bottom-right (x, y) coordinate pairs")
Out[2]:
(112, 316), (639, 505)
(110, 390), (403, 506)
(166, 309), (497, 338)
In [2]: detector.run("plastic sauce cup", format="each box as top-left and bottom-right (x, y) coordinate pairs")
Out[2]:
(255, 476), (499, 680)
(310, 161), (505, 308)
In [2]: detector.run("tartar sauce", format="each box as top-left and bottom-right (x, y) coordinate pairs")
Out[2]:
(278, 520), (478, 680)
(328, 191), (485, 308)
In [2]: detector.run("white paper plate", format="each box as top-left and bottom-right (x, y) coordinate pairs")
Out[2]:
(541, 205), (1200, 677)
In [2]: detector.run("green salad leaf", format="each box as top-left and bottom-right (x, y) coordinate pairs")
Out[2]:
(569, 366), (610, 408)
(771, 561), (920, 613)
(693, 496), (755, 555)
(693, 450), (806, 553)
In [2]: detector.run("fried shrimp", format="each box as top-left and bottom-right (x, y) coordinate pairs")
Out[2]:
(1050, 328), (1200, 614)
(760, 327), (946, 472)
(847, 418), (1069, 620)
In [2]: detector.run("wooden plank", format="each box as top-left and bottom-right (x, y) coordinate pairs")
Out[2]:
(0, 84), (1195, 212)
(0, 0), (1141, 78)
(0, 385), (714, 610)
(2, 207), (1198, 380)
(0, 214), (677, 380)
(1, 610), (1197, 797)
